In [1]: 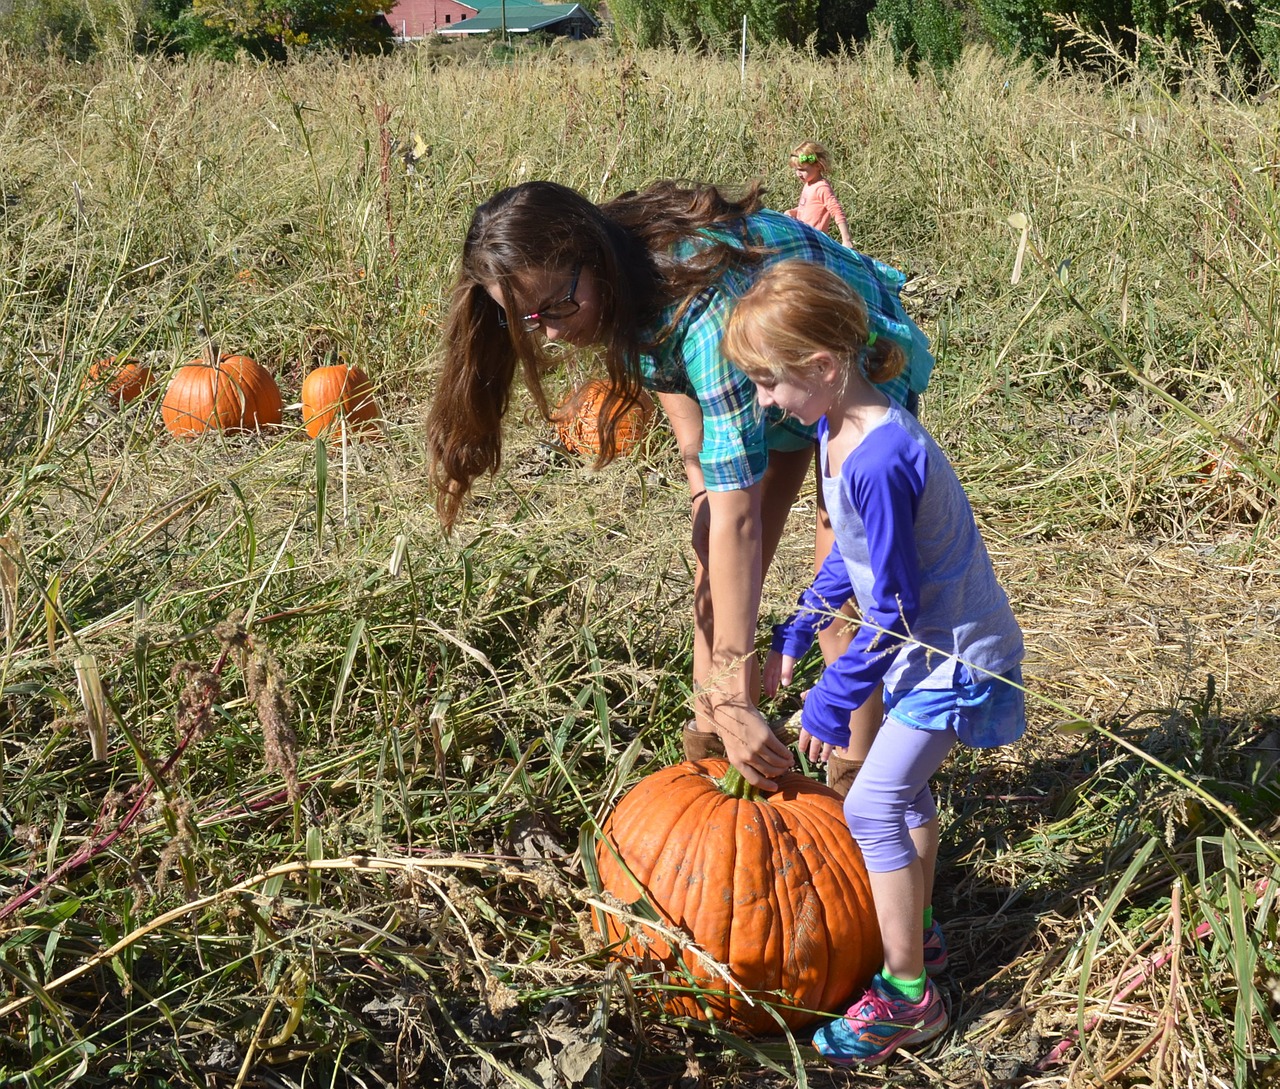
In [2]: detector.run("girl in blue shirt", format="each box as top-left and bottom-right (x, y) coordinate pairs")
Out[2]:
(723, 259), (1026, 1067)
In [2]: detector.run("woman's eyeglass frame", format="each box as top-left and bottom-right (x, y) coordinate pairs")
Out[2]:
(497, 264), (582, 333)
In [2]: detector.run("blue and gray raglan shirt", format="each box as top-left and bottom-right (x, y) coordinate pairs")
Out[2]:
(772, 404), (1024, 749)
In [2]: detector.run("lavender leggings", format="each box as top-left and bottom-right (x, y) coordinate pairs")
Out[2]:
(842, 716), (957, 872)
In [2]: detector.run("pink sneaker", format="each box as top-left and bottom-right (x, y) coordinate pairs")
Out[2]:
(812, 974), (948, 1065)
(923, 920), (949, 975)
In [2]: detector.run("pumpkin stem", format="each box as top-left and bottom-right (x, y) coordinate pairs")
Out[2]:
(201, 340), (222, 368)
(719, 764), (763, 802)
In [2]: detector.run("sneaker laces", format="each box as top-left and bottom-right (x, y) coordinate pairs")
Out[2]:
(844, 988), (906, 1029)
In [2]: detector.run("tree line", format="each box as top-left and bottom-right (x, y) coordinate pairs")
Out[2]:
(2, 0), (1277, 81)
(613, 0), (1279, 80)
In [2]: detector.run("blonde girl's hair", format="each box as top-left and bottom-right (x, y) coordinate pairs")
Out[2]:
(790, 140), (832, 175)
(722, 260), (906, 391)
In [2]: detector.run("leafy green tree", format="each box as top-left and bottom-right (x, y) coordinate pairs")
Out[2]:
(1128, 0), (1257, 66)
(0, 0), (114, 57)
(748, 0), (821, 46)
(1253, 3), (1280, 77)
(152, 0), (392, 57)
(607, 0), (821, 51)
(972, 0), (1054, 58)
(869, 0), (966, 69)
(816, 0), (878, 52)
(605, 0), (669, 46)
(973, 0), (1263, 72)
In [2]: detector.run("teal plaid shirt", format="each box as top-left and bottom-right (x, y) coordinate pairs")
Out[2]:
(639, 210), (934, 492)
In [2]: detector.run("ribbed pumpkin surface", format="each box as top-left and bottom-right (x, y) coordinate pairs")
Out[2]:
(301, 364), (380, 440)
(594, 759), (881, 1034)
(161, 355), (283, 437)
(83, 356), (153, 407)
(552, 379), (653, 457)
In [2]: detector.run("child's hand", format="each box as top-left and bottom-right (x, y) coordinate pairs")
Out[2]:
(797, 726), (834, 765)
(762, 650), (795, 697)
(784, 208), (798, 218)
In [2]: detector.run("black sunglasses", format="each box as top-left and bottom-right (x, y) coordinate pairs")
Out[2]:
(498, 265), (582, 333)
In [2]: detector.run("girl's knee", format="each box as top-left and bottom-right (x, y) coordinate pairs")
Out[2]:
(844, 809), (917, 871)
(843, 796), (916, 871)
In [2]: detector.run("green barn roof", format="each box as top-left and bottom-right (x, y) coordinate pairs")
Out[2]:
(437, 2), (597, 34)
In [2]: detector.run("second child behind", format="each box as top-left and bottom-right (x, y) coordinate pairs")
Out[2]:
(722, 260), (1027, 1066)
(784, 140), (853, 249)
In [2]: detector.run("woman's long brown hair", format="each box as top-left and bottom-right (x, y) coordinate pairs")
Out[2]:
(427, 178), (770, 530)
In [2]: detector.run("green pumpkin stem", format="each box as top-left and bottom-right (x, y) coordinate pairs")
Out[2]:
(719, 763), (763, 802)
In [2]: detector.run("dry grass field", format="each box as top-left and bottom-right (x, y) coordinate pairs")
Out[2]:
(0, 32), (1277, 1088)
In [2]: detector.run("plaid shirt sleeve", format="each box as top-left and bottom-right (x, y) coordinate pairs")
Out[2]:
(660, 276), (773, 491)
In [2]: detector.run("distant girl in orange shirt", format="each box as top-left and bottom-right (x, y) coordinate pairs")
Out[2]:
(784, 140), (853, 249)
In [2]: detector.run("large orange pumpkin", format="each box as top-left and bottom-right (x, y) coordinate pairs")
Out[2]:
(593, 759), (881, 1035)
(161, 349), (283, 438)
(552, 380), (653, 457)
(83, 356), (153, 407)
(300, 363), (380, 441)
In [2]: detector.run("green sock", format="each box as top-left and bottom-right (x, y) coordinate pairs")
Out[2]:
(923, 905), (934, 929)
(881, 968), (927, 1002)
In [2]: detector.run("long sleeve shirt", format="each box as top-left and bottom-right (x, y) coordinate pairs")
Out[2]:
(788, 178), (848, 237)
(772, 406), (1024, 748)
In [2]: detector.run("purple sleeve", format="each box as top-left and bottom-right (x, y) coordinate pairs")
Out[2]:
(801, 426), (928, 747)
(770, 539), (856, 659)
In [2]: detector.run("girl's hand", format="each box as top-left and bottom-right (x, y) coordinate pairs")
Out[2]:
(784, 208), (797, 218)
(762, 650), (795, 697)
(797, 726), (834, 765)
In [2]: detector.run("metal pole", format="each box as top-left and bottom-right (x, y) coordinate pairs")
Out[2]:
(501, 0), (507, 41)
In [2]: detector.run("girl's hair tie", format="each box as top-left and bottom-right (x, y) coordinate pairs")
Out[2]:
(795, 153), (818, 164)
(865, 330), (878, 347)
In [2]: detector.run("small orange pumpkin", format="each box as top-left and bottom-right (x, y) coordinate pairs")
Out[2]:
(300, 363), (381, 441)
(161, 347), (283, 438)
(83, 356), (153, 407)
(551, 380), (653, 457)
(593, 759), (882, 1034)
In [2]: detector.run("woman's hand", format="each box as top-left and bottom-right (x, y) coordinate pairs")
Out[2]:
(762, 649), (795, 697)
(716, 702), (795, 791)
(796, 726), (834, 765)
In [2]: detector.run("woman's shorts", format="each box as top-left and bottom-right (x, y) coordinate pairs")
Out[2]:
(765, 415), (818, 453)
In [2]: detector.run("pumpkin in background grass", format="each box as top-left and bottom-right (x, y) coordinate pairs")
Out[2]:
(83, 356), (153, 407)
(552, 379), (653, 457)
(593, 759), (881, 1035)
(161, 347), (283, 437)
(301, 363), (380, 441)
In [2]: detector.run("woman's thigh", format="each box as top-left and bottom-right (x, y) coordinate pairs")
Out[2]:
(759, 445), (814, 574)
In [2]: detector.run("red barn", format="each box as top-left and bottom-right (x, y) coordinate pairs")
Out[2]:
(384, 0), (478, 39)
